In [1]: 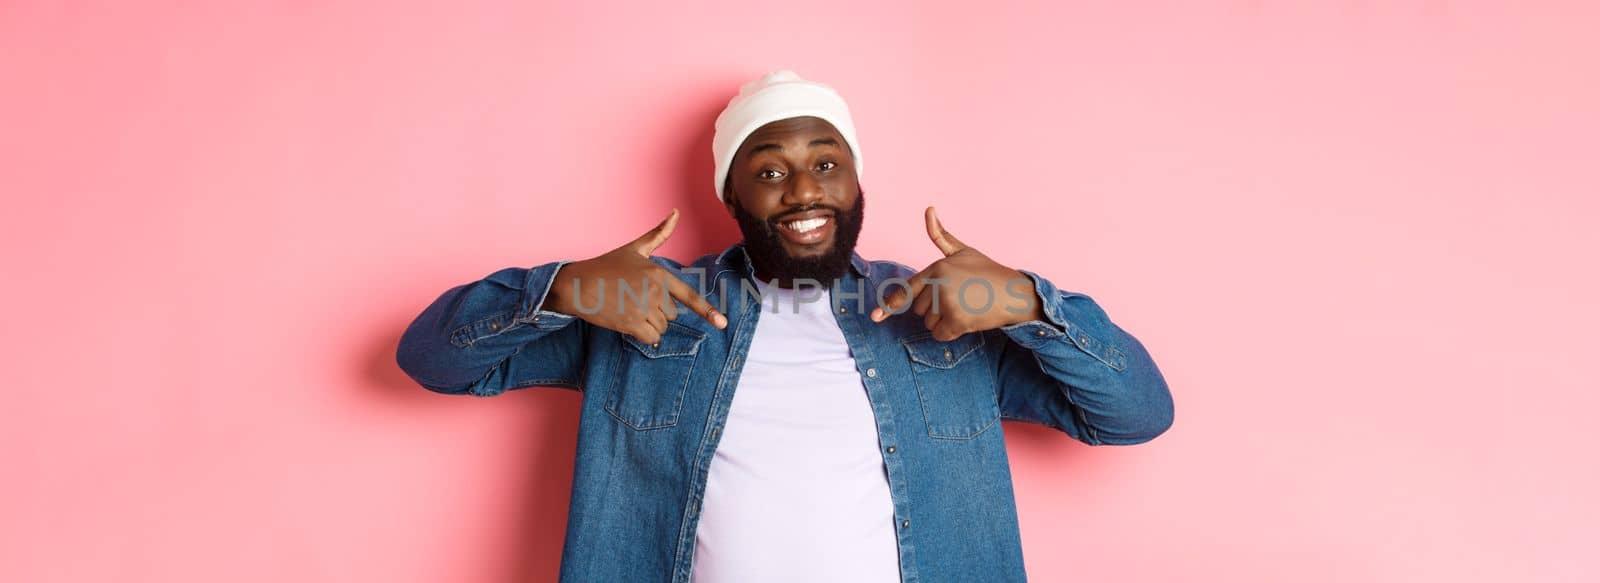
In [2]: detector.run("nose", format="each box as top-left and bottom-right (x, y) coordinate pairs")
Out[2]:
(783, 170), (825, 207)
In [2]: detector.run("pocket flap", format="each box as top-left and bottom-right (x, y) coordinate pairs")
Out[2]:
(622, 321), (707, 358)
(902, 333), (985, 369)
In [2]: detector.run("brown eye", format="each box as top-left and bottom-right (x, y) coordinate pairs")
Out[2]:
(758, 169), (785, 180)
(817, 161), (837, 172)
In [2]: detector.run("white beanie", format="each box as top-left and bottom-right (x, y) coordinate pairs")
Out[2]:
(712, 70), (862, 202)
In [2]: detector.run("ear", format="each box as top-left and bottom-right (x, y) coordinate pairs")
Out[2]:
(722, 181), (738, 217)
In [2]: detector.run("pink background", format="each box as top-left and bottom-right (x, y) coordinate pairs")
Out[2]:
(3, 2), (1597, 581)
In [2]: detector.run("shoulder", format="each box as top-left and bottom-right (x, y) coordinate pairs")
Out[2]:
(865, 258), (919, 280)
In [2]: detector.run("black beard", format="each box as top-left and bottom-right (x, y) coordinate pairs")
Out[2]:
(731, 189), (865, 287)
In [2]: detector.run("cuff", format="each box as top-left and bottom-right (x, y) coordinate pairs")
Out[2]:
(517, 260), (580, 330)
(999, 270), (1128, 371)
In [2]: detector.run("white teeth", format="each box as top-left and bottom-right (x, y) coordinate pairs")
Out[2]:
(785, 217), (828, 233)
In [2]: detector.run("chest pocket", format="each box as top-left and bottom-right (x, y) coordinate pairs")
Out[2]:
(604, 321), (707, 430)
(902, 332), (1000, 439)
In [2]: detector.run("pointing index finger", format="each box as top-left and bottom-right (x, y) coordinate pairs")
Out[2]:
(870, 268), (934, 322)
(666, 274), (728, 329)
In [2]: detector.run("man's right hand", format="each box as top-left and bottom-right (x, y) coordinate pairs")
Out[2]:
(545, 209), (729, 344)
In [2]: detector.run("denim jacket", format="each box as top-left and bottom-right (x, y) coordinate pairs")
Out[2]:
(395, 243), (1174, 582)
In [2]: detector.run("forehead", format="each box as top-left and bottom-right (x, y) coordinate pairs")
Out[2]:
(737, 116), (846, 155)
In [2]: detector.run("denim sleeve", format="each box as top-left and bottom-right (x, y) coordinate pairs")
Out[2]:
(993, 270), (1174, 445)
(395, 260), (588, 397)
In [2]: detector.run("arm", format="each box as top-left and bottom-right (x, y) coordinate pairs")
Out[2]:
(994, 270), (1174, 445)
(395, 261), (588, 397)
(395, 209), (728, 397)
(870, 207), (1173, 445)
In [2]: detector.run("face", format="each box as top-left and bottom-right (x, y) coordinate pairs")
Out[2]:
(724, 116), (865, 285)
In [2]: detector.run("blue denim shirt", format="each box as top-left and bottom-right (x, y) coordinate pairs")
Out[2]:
(396, 243), (1174, 582)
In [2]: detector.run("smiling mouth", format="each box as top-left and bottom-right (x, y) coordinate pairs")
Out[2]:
(782, 217), (829, 233)
(773, 212), (836, 246)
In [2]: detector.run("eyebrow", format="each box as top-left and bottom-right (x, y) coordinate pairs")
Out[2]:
(748, 137), (841, 155)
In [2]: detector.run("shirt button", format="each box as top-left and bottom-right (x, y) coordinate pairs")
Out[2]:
(901, 519), (910, 528)
(489, 321), (500, 330)
(866, 368), (877, 378)
(838, 306), (847, 314)
(886, 445), (896, 454)
(531, 315), (540, 323)
(1035, 329), (1047, 337)
(943, 348), (953, 361)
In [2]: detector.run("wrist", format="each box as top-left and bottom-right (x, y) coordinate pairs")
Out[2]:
(545, 265), (576, 315)
(999, 268), (1047, 327)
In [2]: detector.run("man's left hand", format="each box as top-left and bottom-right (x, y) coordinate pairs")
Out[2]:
(870, 207), (1046, 340)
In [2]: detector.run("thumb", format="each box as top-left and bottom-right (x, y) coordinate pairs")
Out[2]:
(925, 206), (967, 257)
(631, 209), (679, 257)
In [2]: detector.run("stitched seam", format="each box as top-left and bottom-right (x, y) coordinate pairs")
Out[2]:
(449, 309), (520, 347)
(900, 333), (986, 368)
(621, 334), (705, 358)
(509, 378), (579, 389)
(926, 414), (999, 440)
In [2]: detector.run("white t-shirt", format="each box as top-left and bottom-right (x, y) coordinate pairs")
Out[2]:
(691, 280), (901, 583)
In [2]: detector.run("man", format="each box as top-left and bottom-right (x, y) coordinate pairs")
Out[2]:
(396, 70), (1174, 582)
